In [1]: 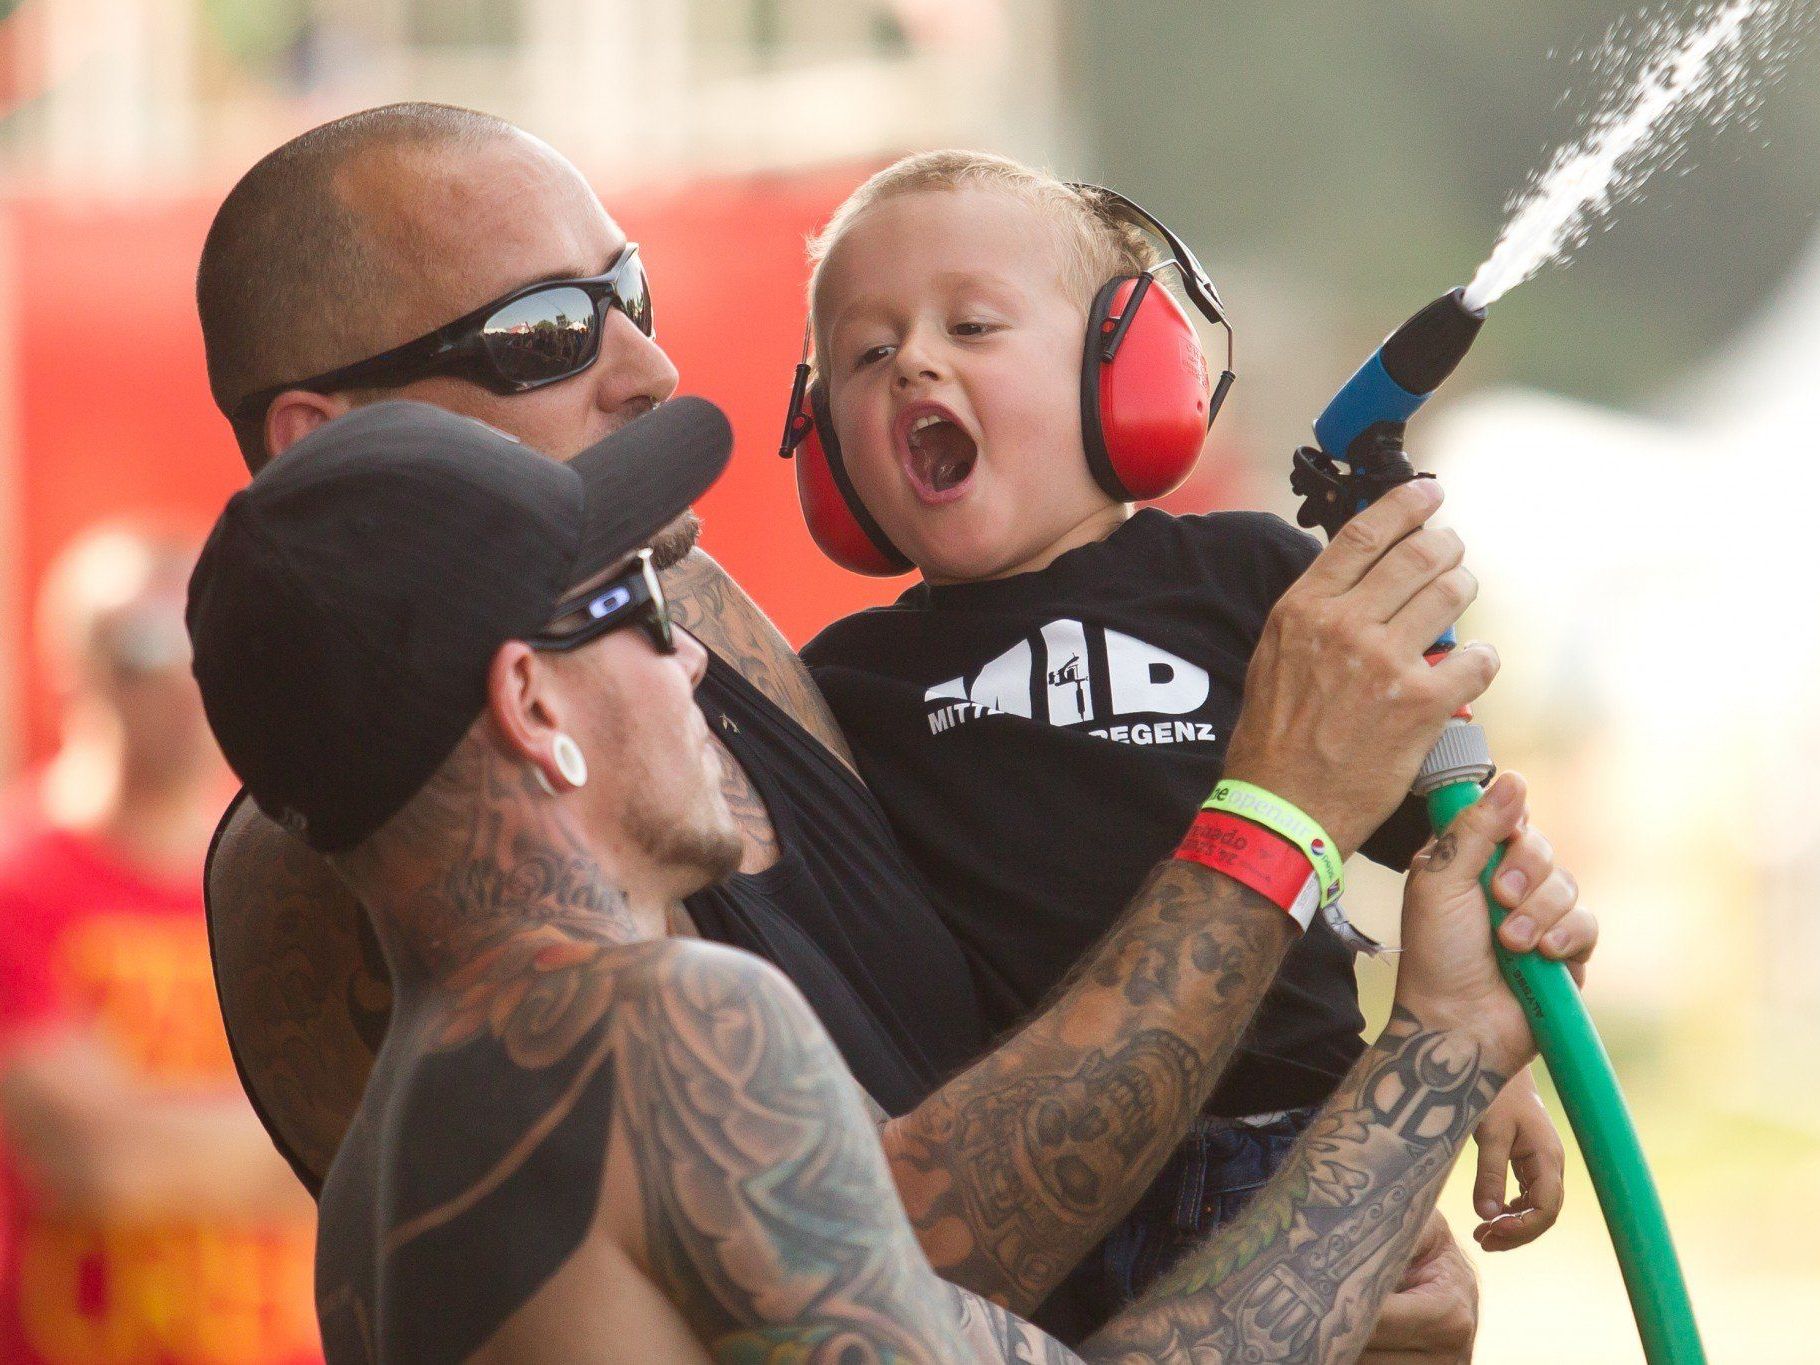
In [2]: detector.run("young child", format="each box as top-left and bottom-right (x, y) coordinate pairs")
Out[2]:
(797, 151), (1564, 1326)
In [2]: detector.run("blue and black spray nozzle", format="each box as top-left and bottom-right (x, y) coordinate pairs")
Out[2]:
(1292, 287), (1486, 542)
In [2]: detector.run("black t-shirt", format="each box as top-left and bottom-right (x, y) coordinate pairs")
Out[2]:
(803, 508), (1428, 1115)
(207, 647), (990, 1194)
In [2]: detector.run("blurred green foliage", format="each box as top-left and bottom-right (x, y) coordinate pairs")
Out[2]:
(1066, 1), (1820, 404)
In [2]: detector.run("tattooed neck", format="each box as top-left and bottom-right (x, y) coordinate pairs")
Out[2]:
(332, 739), (644, 993)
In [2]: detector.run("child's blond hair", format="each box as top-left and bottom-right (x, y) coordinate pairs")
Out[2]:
(806, 149), (1160, 362)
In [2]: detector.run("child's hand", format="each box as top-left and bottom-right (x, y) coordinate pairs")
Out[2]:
(1470, 1067), (1565, 1251)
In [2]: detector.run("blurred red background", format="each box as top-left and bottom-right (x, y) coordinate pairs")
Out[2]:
(2, 168), (878, 764)
(2, 164), (1242, 768)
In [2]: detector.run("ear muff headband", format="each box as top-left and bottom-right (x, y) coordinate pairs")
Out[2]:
(1080, 273), (1222, 502)
(779, 350), (912, 575)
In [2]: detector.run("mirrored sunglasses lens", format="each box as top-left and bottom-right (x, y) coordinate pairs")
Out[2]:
(481, 286), (597, 383)
(615, 255), (653, 337)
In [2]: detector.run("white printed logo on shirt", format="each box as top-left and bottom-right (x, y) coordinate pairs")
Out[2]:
(924, 619), (1216, 747)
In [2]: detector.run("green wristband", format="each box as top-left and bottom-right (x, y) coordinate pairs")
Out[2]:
(1202, 780), (1344, 908)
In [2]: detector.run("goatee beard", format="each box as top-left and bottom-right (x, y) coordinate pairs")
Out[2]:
(649, 512), (702, 570)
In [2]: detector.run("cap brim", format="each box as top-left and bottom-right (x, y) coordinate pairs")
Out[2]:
(566, 396), (733, 583)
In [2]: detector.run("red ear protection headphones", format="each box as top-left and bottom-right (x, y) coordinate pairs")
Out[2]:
(778, 184), (1235, 576)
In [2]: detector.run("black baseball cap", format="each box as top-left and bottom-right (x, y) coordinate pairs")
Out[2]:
(188, 397), (732, 852)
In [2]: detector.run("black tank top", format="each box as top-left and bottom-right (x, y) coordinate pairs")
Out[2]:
(681, 653), (987, 1114)
(207, 647), (989, 1192)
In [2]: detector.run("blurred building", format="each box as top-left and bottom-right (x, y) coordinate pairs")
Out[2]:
(0, 0), (1067, 187)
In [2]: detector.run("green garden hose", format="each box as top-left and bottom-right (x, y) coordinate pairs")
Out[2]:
(1424, 767), (1706, 1364)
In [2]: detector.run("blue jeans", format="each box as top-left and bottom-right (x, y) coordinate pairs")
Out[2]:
(1036, 1105), (1320, 1341)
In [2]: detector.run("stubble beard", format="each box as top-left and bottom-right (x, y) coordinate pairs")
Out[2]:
(627, 797), (743, 893)
(624, 741), (743, 894)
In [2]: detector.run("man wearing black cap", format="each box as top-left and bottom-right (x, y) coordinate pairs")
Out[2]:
(188, 397), (748, 1359)
(193, 104), (1593, 1350)
(189, 397), (1589, 1363)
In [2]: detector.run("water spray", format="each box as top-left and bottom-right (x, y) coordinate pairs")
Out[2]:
(1281, 2), (1816, 1355)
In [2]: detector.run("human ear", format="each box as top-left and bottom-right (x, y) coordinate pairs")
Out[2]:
(485, 643), (595, 794)
(484, 642), (566, 793)
(265, 390), (353, 459)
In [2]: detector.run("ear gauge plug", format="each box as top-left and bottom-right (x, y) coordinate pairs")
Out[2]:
(552, 732), (589, 789)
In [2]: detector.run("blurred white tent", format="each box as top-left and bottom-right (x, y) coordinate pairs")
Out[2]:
(1428, 231), (1820, 1108)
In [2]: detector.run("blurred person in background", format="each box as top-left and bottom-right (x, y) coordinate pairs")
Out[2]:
(0, 522), (319, 1365)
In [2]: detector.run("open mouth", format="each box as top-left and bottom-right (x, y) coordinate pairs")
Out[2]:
(900, 408), (979, 502)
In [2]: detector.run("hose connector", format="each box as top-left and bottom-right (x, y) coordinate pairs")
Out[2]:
(1413, 720), (1495, 795)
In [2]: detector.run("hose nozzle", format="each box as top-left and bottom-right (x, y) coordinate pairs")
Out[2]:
(1312, 287), (1486, 469)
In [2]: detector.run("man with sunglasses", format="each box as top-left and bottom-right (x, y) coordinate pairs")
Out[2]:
(189, 396), (1587, 1363)
(195, 103), (1585, 1351)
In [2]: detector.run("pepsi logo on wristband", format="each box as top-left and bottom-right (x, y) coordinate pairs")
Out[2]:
(1202, 779), (1344, 909)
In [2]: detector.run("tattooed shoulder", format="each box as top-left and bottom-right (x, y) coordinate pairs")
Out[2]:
(610, 940), (969, 1358)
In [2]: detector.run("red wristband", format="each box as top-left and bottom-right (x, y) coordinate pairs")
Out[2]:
(1174, 809), (1318, 930)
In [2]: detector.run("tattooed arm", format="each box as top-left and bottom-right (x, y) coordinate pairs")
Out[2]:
(878, 766), (1591, 1332)
(879, 862), (1296, 1315)
(208, 795), (388, 1188)
(1079, 773), (1582, 1363)
(1077, 1007), (1506, 1363)
(661, 547), (856, 768)
(617, 777), (1586, 1364)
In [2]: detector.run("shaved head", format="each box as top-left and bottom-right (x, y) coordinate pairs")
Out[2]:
(198, 103), (593, 470)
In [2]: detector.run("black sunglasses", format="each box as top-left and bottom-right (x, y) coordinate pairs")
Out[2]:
(232, 244), (653, 425)
(528, 549), (673, 656)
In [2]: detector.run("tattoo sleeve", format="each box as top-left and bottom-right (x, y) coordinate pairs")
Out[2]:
(661, 548), (857, 768)
(616, 945), (971, 1360)
(878, 861), (1297, 1316)
(1078, 1006), (1508, 1364)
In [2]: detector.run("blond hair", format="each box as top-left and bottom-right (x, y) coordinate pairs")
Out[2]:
(806, 149), (1160, 361)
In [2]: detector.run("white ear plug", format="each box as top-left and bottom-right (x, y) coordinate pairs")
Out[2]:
(552, 732), (589, 789)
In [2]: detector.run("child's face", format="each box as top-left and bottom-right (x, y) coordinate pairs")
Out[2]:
(816, 187), (1121, 583)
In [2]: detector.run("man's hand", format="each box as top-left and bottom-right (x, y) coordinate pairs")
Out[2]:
(1395, 772), (1598, 1077)
(1222, 480), (1498, 857)
(1361, 1211), (1479, 1363)
(1471, 1069), (1567, 1251)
